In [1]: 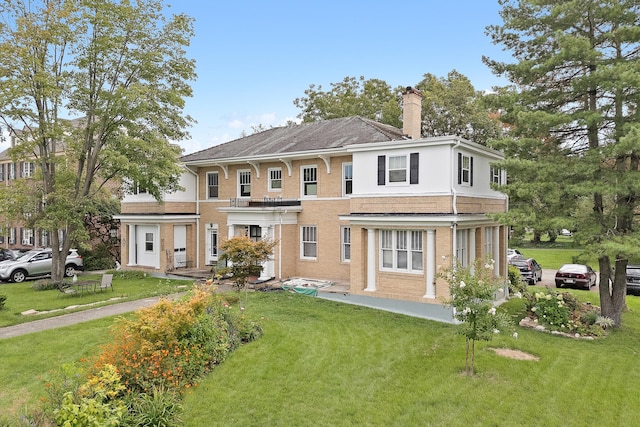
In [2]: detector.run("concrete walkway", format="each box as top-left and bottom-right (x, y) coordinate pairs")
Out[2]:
(0, 296), (175, 339)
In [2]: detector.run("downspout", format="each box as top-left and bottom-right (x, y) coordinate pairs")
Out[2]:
(451, 139), (461, 261)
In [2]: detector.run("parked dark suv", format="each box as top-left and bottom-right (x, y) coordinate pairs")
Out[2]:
(626, 265), (640, 295)
(0, 248), (83, 283)
(509, 256), (542, 285)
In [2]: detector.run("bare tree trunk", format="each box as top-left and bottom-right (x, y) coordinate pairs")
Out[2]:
(471, 339), (476, 375)
(465, 337), (469, 374)
(599, 256), (627, 326)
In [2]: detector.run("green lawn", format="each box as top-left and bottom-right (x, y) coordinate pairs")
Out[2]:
(511, 247), (597, 270)
(0, 272), (194, 327)
(3, 289), (640, 426)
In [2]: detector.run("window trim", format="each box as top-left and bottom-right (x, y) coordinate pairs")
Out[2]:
(341, 226), (351, 262)
(377, 153), (419, 186)
(490, 165), (502, 185)
(300, 225), (318, 260)
(458, 153), (473, 187)
(207, 171), (219, 199)
(268, 167), (282, 192)
(342, 162), (353, 196)
(387, 155), (407, 184)
(144, 232), (154, 252)
(380, 229), (423, 273)
(456, 229), (468, 267)
(301, 165), (318, 197)
(238, 169), (251, 198)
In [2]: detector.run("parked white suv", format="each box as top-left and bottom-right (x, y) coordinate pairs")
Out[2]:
(0, 248), (83, 283)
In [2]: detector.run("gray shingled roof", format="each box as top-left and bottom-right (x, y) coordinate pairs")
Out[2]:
(181, 116), (408, 163)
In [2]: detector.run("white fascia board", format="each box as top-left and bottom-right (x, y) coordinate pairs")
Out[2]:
(182, 147), (349, 167)
(114, 214), (199, 223)
(339, 213), (497, 228)
(346, 136), (504, 160)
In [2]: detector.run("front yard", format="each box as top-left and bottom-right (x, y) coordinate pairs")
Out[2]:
(1, 286), (640, 426)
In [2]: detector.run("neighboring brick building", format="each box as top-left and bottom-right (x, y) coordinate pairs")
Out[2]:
(0, 121), (120, 258)
(116, 88), (509, 320)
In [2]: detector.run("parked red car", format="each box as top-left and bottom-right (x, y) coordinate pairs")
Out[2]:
(555, 264), (597, 290)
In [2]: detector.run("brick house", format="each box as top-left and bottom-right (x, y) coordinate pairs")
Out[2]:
(116, 88), (509, 321)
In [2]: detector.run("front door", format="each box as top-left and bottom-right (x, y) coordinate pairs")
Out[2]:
(174, 225), (187, 268)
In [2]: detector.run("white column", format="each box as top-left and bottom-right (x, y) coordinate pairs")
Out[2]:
(424, 229), (436, 298)
(127, 224), (136, 266)
(365, 228), (376, 292)
(469, 227), (476, 273)
(493, 226), (501, 276)
(228, 224), (235, 239)
(260, 226), (274, 279)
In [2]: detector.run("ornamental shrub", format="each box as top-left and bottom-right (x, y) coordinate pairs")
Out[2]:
(54, 364), (127, 427)
(93, 286), (262, 395)
(0, 294), (6, 309)
(441, 258), (513, 375)
(123, 386), (183, 427)
(525, 288), (611, 337)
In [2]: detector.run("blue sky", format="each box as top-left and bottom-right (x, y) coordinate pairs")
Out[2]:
(167, 0), (513, 154)
(1, 1), (513, 154)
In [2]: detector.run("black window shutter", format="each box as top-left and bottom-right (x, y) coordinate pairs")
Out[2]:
(377, 155), (385, 185)
(457, 153), (462, 185)
(410, 153), (419, 184)
(470, 157), (474, 187)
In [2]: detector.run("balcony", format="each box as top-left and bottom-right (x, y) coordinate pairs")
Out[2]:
(229, 197), (302, 208)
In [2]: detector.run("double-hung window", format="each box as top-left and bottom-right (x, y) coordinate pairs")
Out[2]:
(343, 163), (353, 196)
(388, 156), (407, 183)
(377, 153), (419, 185)
(484, 227), (493, 258)
(21, 162), (35, 178)
(239, 170), (251, 197)
(302, 166), (317, 196)
(458, 153), (473, 186)
(341, 226), (351, 262)
(301, 226), (317, 259)
(380, 230), (423, 272)
(269, 168), (282, 191)
(456, 229), (468, 267)
(490, 166), (502, 185)
(207, 172), (219, 198)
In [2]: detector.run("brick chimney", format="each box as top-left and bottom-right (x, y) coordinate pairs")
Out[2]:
(402, 86), (422, 139)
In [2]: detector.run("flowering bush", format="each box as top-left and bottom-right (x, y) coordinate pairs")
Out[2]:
(441, 259), (512, 375)
(34, 284), (263, 425)
(93, 287), (262, 394)
(54, 364), (127, 427)
(524, 289), (612, 337)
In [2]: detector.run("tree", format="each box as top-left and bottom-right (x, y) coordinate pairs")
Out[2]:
(294, 76), (402, 127)
(441, 259), (512, 375)
(0, 0), (195, 281)
(294, 73), (503, 145)
(484, 0), (640, 325)
(219, 236), (276, 306)
(415, 71), (503, 145)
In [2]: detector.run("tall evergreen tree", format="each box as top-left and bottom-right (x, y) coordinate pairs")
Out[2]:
(485, 0), (640, 325)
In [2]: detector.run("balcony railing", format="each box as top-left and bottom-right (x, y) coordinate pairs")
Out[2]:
(229, 197), (302, 208)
